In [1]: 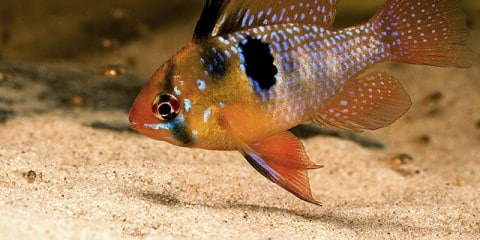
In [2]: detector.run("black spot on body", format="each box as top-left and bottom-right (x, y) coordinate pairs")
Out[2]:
(171, 121), (193, 146)
(239, 37), (278, 91)
(200, 44), (228, 81)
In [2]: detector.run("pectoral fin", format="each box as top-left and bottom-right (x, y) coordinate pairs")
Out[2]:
(241, 131), (323, 205)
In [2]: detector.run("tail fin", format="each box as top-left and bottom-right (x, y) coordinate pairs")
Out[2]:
(371, 0), (474, 67)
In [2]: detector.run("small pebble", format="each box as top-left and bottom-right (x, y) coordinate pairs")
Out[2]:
(390, 153), (413, 167)
(104, 65), (126, 78)
(102, 39), (113, 49)
(422, 91), (443, 104)
(390, 154), (421, 177)
(415, 135), (431, 146)
(23, 170), (40, 183)
(421, 91), (444, 117)
(70, 95), (85, 106)
(454, 177), (462, 187)
(0, 71), (13, 82)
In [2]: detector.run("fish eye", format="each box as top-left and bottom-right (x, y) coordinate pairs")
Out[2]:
(152, 93), (180, 120)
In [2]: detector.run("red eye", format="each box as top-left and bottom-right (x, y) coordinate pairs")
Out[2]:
(152, 93), (180, 120)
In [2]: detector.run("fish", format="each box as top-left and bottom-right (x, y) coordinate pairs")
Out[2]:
(129, 0), (473, 205)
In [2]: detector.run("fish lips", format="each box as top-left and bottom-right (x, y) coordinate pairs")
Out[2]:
(129, 101), (174, 143)
(128, 86), (167, 140)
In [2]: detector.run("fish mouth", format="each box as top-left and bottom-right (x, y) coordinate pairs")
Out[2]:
(128, 65), (173, 140)
(128, 100), (172, 141)
(129, 121), (141, 130)
(128, 88), (155, 132)
(128, 107), (142, 130)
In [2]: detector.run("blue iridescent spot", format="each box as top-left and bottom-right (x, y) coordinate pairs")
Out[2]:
(203, 108), (212, 123)
(174, 86), (181, 96)
(197, 80), (206, 91)
(184, 99), (192, 112)
(144, 115), (184, 130)
(224, 50), (232, 58)
(143, 115), (193, 145)
(192, 130), (199, 137)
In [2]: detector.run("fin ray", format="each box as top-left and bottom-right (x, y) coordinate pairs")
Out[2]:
(193, 0), (338, 40)
(241, 132), (323, 205)
(193, 0), (228, 41)
(371, 0), (474, 67)
(313, 72), (411, 131)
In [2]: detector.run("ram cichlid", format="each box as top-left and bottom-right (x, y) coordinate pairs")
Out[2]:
(129, 0), (473, 205)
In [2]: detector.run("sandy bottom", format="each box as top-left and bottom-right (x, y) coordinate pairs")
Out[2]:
(1, 1), (480, 239)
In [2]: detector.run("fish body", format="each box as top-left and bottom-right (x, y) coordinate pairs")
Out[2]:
(129, 0), (473, 204)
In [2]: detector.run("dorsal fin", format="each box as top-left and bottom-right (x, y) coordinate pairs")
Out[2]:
(193, 0), (228, 41)
(193, 0), (338, 41)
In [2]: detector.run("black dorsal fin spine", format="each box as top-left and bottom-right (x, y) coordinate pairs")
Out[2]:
(193, 0), (227, 41)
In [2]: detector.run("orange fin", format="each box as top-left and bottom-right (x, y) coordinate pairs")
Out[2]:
(313, 72), (411, 131)
(371, 0), (474, 67)
(241, 131), (323, 205)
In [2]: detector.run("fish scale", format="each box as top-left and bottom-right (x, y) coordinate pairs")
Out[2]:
(213, 22), (390, 128)
(129, 0), (473, 205)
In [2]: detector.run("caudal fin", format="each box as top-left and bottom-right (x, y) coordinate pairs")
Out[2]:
(371, 0), (474, 67)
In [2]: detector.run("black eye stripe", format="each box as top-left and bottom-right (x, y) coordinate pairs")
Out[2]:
(160, 94), (172, 102)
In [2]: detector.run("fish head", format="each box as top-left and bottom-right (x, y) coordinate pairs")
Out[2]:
(129, 43), (221, 147)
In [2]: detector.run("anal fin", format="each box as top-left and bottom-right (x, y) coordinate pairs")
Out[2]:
(313, 72), (412, 131)
(241, 131), (323, 205)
